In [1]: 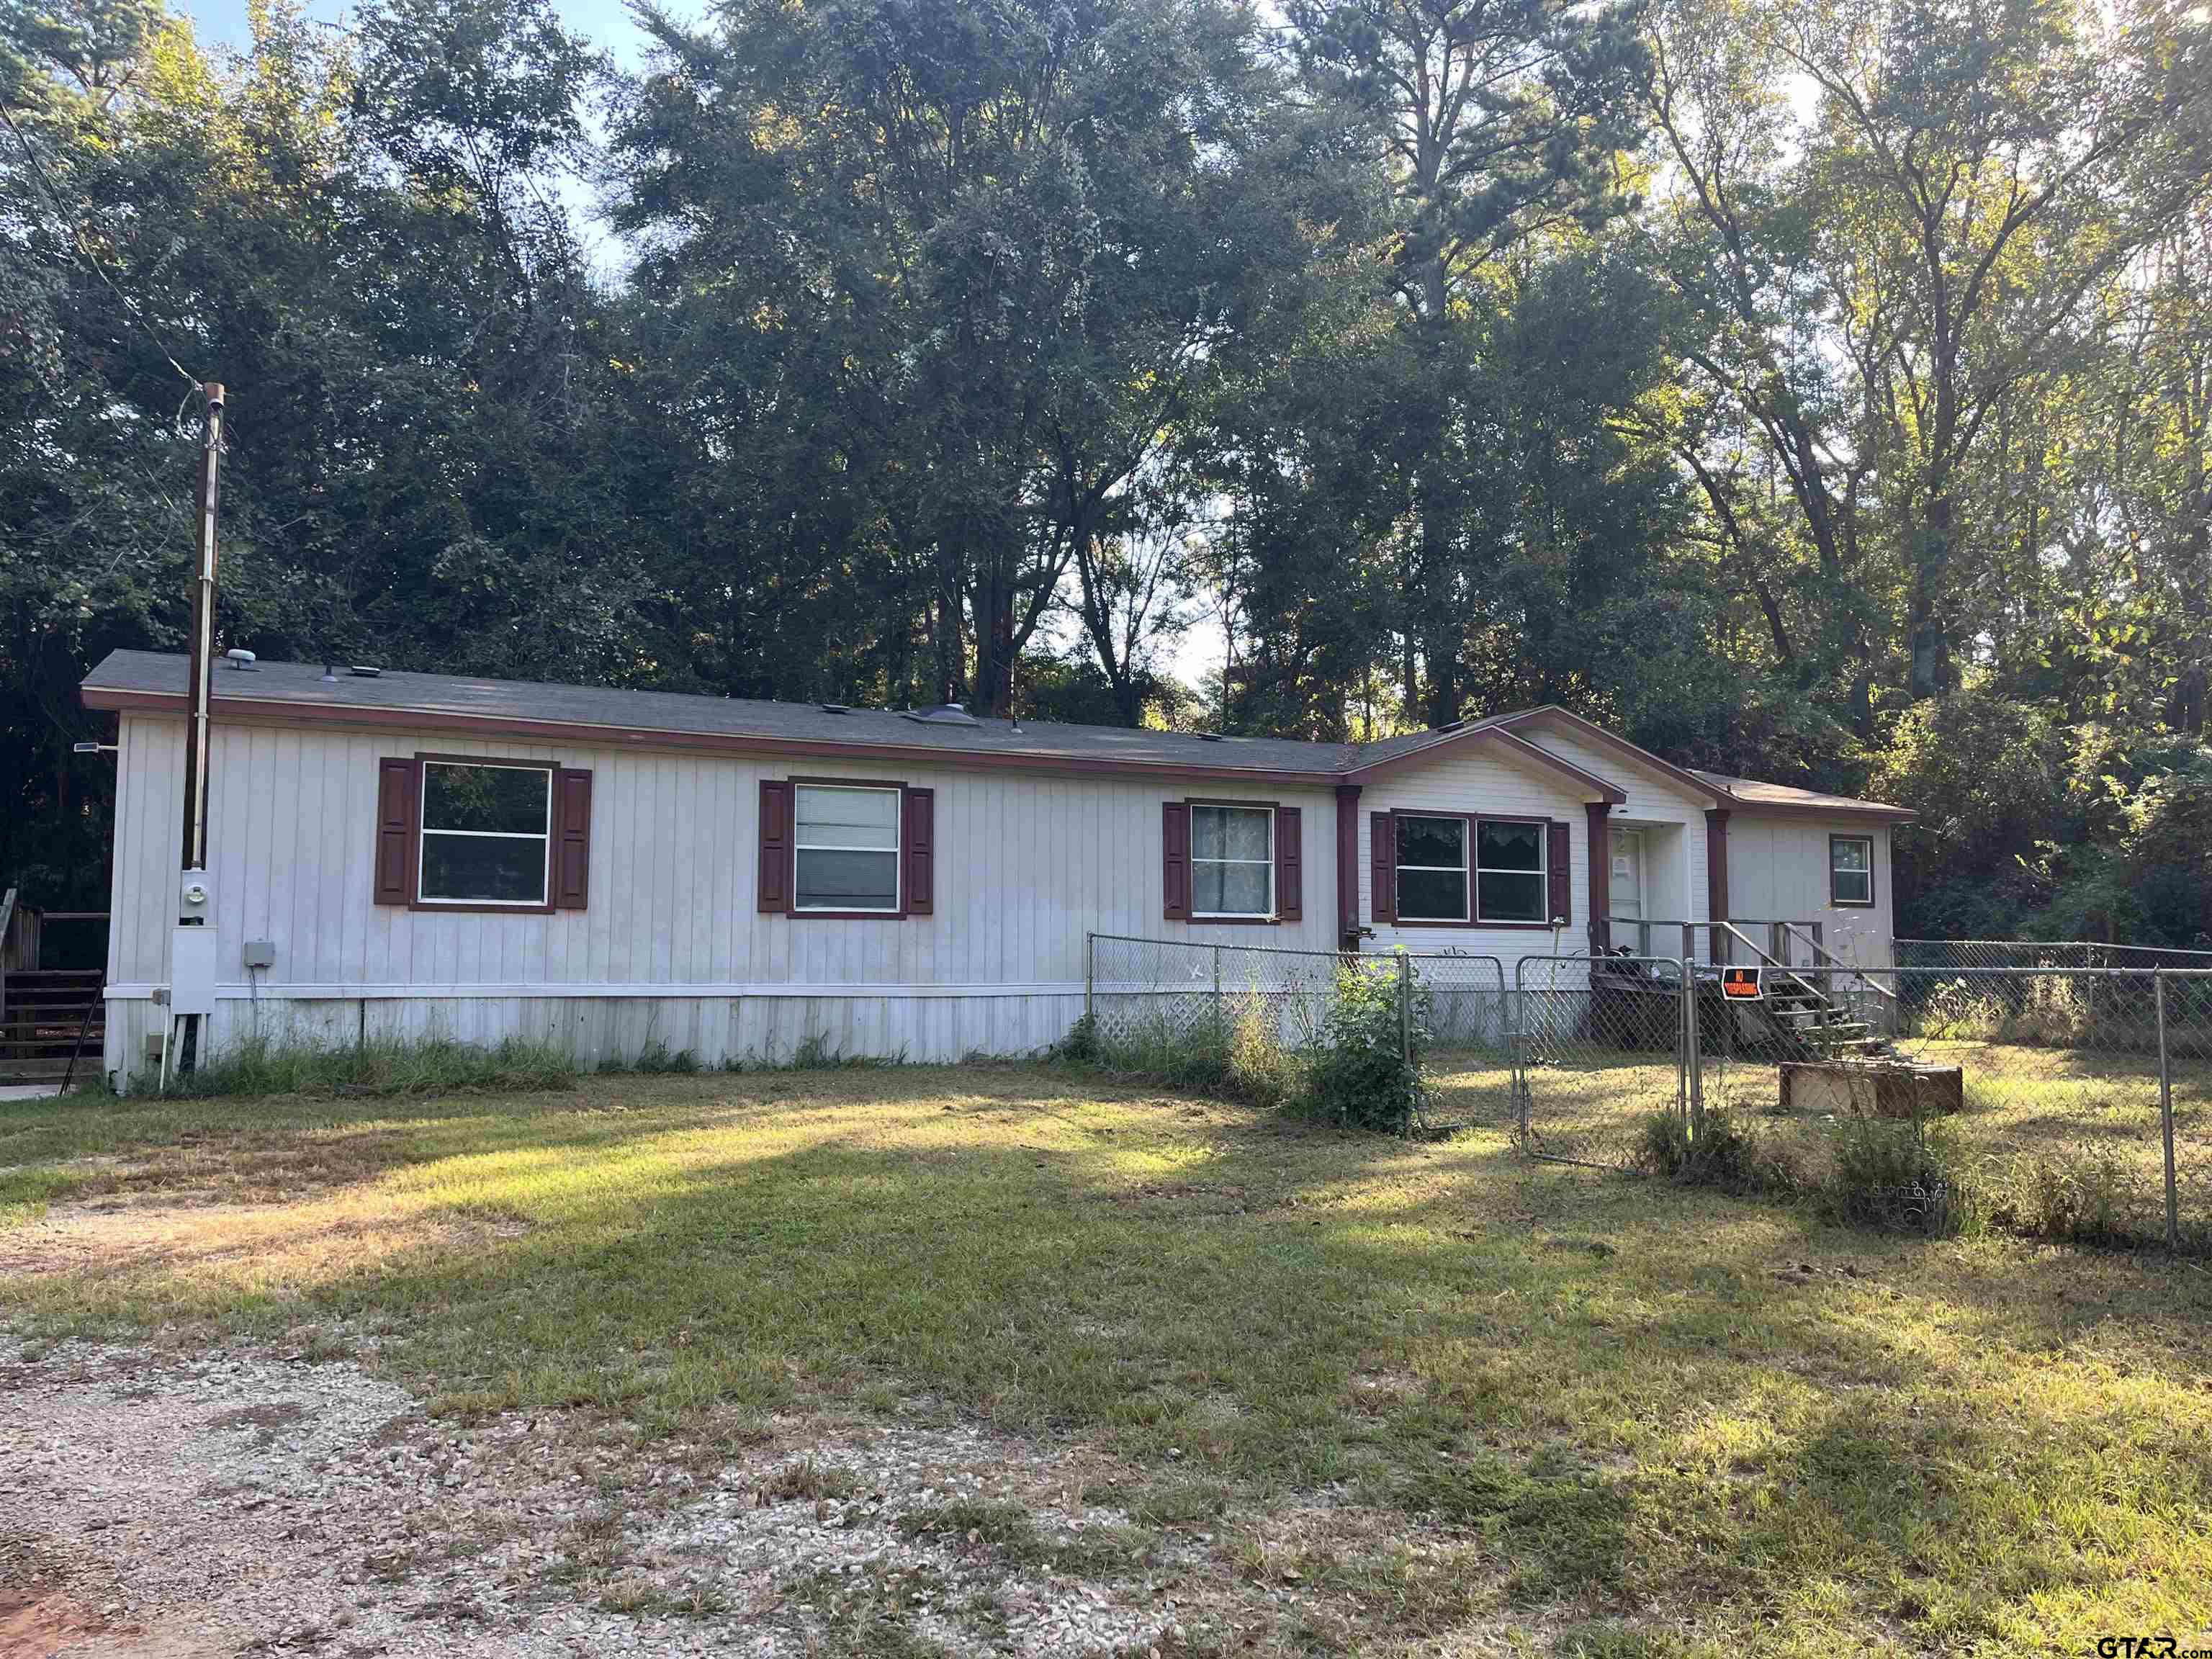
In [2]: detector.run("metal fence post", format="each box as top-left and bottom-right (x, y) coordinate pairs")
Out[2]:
(1084, 932), (1095, 1028)
(1512, 960), (1530, 1143)
(2157, 970), (2178, 1249)
(1396, 953), (1413, 1135)
(1211, 943), (1223, 1040)
(1683, 957), (1704, 1135)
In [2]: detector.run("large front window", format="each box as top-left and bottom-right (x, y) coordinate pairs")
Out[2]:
(796, 784), (902, 912)
(1191, 804), (1274, 917)
(1393, 814), (1547, 924)
(419, 760), (552, 905)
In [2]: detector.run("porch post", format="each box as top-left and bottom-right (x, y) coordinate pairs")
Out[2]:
(1584, 801), (1611, 955)
(1704, 807), (1731, 965)
(1334, 784), (1363, 950)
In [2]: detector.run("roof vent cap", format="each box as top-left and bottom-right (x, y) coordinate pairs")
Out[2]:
(1197, 731), (1224, 742)
(900, 703), (981, 727)
(821, 702), (851, 715)
(349, 665), (382, 678)
(223, 648), (256, 670)
(1432, 717), (1466, 734)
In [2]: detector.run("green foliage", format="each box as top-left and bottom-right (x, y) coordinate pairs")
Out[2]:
(1819, 1118), (1977, 1239)
(1080, 961), (1426, 1130)
(1303, 959), (1427, 1131)
(631, 1040), (698, 1075)
(3, 0), (2209, 933)
(1917, 976), (2099, 1047)
(1084, 995), (1300, 1111)
(1641, 1108), (1984, 1239)
(161, 1033), (577, 1099)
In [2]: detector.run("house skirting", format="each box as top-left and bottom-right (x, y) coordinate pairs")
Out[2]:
(102, 987), (1089, 1086)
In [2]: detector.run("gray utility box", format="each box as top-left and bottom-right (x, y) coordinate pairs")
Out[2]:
(1780, 1060), (1965, 1120)
(168, 927), (220, 1017)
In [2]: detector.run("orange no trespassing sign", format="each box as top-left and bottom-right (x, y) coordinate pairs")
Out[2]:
(1721, 966), (1764, 1001)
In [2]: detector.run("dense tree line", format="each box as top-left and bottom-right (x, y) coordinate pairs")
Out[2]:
(3, 0), (2208, 940)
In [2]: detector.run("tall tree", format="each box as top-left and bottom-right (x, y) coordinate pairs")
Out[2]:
(619, 0), (1298, 718)
(1288, 0), (1647, 722)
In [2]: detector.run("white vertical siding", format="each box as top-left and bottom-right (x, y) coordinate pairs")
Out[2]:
(102, 714), (1342, 1080)
(1725, 817), (1895, 968)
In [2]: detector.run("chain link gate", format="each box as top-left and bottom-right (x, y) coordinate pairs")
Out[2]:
(1511, 953), (1698, 1169)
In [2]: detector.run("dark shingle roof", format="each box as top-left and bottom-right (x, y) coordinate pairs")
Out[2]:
(77, 651), (1912, 817)
(81, 651), (1364, 777)
(1687, 768), (1913, 821)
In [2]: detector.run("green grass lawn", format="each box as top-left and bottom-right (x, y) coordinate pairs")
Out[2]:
(6, 1065), (2212, 1655)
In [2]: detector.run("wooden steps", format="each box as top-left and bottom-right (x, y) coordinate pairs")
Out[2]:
(1755, 973), (1898, 1061)
(0, 968), (104, 1084)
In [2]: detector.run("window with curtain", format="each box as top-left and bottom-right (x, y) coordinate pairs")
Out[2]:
(1830, 835), (1874, 907)
(1191, 804), (1274, 917)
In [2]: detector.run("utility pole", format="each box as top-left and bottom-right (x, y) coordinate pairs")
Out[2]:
(176, 381), (225, 1076)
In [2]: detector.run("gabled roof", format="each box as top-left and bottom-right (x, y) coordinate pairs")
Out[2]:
(1341, 718), (1626, 802)
(76, 651), (1910, 819)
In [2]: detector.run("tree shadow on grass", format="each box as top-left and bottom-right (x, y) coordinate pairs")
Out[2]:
(13, 1085), (2212, 1644)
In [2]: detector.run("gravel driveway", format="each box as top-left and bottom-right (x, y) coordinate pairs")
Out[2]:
(0, 1334), (1339, 1658)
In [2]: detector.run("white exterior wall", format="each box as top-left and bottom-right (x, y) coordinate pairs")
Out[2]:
(1517, 729), (1712, 954)
(102, 714), (1340, 1082)
(1725, 816), (1895, 969)
(1357, 744), (1596, 981)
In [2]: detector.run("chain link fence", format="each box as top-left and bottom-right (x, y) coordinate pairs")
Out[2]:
(1513, 954), (1688, 1169)
(1700, 964), (2212, 1250)
(1897, 938), (2212, 972)
(1081, 935), (2212, 1251)
(1082, 934), (1516, 1131)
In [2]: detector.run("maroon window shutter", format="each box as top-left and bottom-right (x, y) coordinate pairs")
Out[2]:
(373, 757), (418, 905)
(553, 768), (593, 909)
(1275, 806), (1302, 922)
(758, 780), (791, 912)
(902, 786), (935, 916)
(1547, 819), (1573, 925)
(1162, 801), (1190, 920)
(1370, 811), (1395, 924)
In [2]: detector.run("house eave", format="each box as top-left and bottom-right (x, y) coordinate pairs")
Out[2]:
(78, 685), (1342, 791)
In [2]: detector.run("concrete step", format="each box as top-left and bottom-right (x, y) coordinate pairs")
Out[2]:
(0, 1058), (76, 1082)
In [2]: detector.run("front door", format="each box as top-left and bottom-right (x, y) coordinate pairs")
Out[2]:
(1609, 829), (1645, 948)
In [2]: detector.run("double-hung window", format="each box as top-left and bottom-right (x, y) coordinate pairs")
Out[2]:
(1830, 835), (1874, 907)
(1394, 815), (1470, 922)
(1392, 814), (1548, 924)
(794, 784), (902, 913)
(1191, 804), (1274, 919)
(1475, 820), (1546, 922)
(418, 760), (554, 906)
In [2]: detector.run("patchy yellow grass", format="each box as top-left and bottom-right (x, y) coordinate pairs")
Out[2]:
(5, 1065), (2212, 1655)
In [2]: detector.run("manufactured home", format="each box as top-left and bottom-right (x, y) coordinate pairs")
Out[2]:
(81, 651), (1912, 1084)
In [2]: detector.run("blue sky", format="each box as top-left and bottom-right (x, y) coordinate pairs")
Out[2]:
(176, 0), (670, 70)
